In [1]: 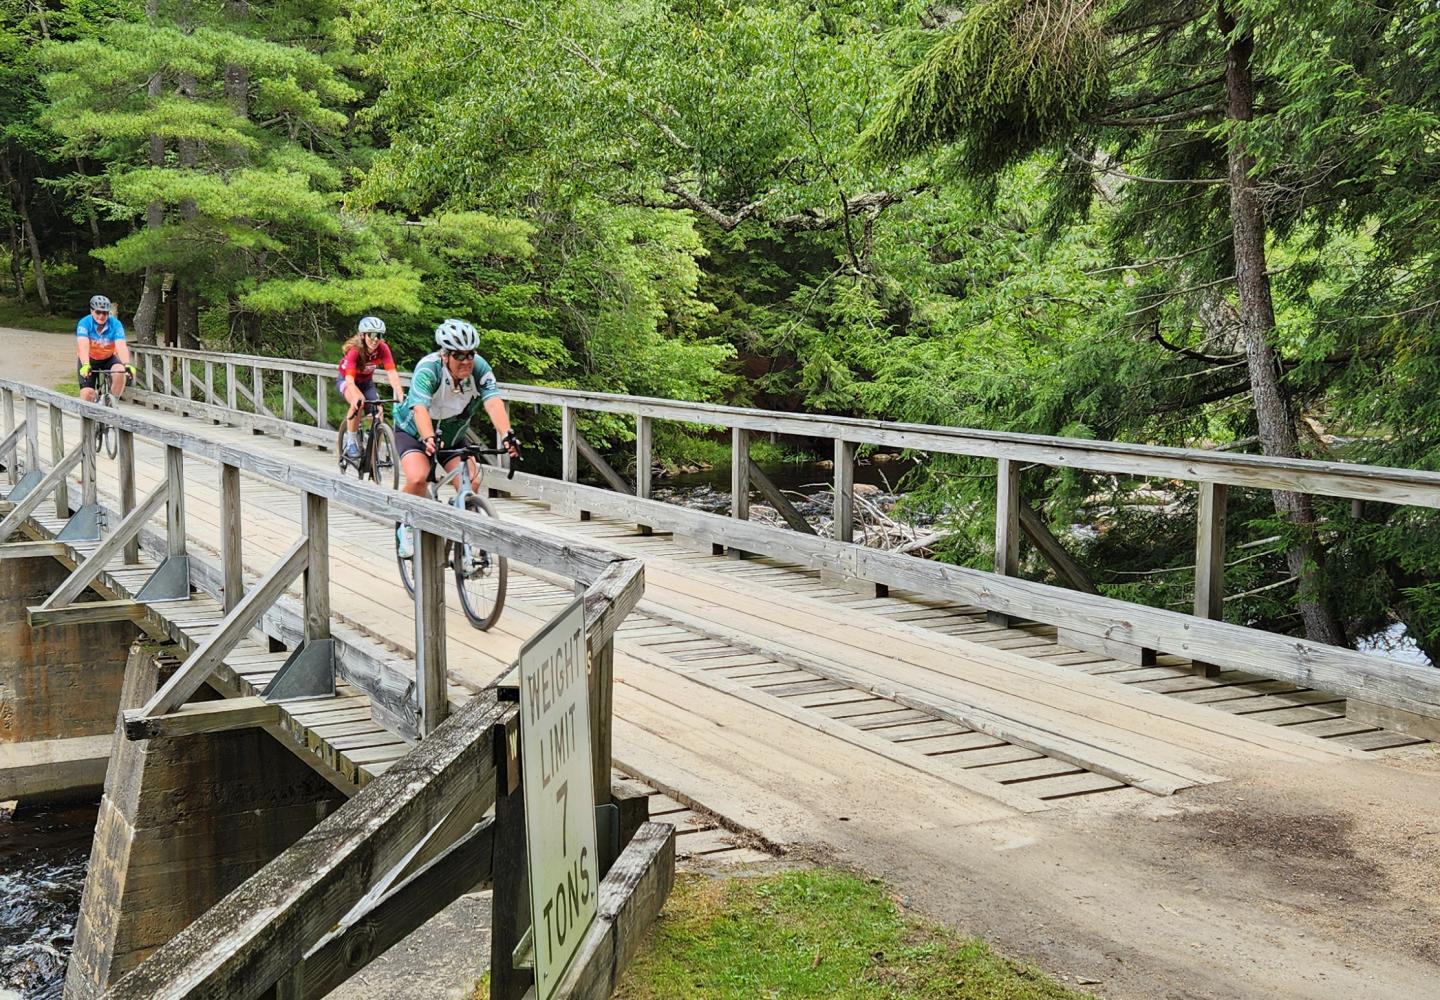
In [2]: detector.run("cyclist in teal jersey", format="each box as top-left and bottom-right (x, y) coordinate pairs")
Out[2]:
(76, 294), (136, 402)
(392, 319), (520, 557)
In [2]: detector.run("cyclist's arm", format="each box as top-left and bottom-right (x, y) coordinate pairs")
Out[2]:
(75, 323), (90, 366)
(483, 396), (512, 439)
(411, 404), (437, 447)
(114, 335), (131, 367)
(385, 368), (404, 404)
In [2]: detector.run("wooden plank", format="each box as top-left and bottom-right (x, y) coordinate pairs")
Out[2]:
(298, 817), (496, 1000)
(731, 426), (750, 523)
(577, 431), (633, 494)
(635, 415), (652, 500)
(41, 480), (169, 608)
(102, 697), (510, 1000)
(221, 463), (243, 612)
(28, 598), (149, 627)
(1018, 502), (1097, 594)
(139, 537), (309, 718)
(1346, 700), (1440, 743)
(549, 822), (675, 1000)
(118, 428), (139, 563)
(165, 444), (186, 557)
(302, 492), (330, 642)
(833, 439), (855, 544)
(50, 403), (67, 517)
(0, 438), (84, 541)
(123, 696), (280, 740)
(414, 529), (447, 735)
(1192, 482), (1227, 675)
(748, 457), (815, 535)
(0, 540), (67, 559)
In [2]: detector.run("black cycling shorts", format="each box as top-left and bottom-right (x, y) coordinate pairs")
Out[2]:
(78, 356), (125, 390)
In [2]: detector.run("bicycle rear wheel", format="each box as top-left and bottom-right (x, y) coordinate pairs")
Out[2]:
(453, 493), (507, 631)
(336, 423), (353, 476)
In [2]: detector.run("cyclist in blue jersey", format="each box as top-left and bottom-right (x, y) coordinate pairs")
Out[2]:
(76, 294), (135, 403)
(392, 319), (521, 557)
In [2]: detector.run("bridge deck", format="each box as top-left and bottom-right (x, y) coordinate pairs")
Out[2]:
(21, 402), (1427, 796)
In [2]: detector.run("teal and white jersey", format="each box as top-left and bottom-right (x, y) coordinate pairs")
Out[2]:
(394, 351), (500, 446)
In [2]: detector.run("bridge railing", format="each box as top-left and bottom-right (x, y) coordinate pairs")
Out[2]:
(120, 345), (1440, 740)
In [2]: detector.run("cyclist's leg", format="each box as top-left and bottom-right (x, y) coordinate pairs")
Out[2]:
(339, 377), (366, 433)
(395, 429), (433, 498)
(78, 360), (98, 403)
(106, 357), (126, 400)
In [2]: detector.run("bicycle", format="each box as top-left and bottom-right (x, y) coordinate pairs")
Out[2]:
(91, 370), (133, 459)
(337, 399), (398, 487)
(395, 444), (516, 631)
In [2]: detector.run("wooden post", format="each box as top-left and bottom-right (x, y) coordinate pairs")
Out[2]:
(489, 739), (533, 1000)
(162, 354), (173, 397)
(316, 376), (328, 431)
(50, 404), (68, 518)
(118, 430), (138, 564)
(221, 463), (242, 611)
(144, 354), (155, 394)
(730, 427), (750, 522)
(25, 397), (38, 473)
(1192, 482), (1228, 677)
(635, 415), (652, 500)
(253, 367), (265, 413)
(301, 492), (329, 642)
(3, 388), (15, 485)
(413, 529), (447, 735)
(989, 458), (1021, 626)
(165, 445), (186, 558)
(833, 439), (856, 544)
(80, 417), (97, 507)
(591, 637), (613, 809)
(226, 362), (238, 410)
(205, 360), (215, 402)
(283, 370), (295, 423)
(182, 358), (193, 400)
(561, 404), (578, 483)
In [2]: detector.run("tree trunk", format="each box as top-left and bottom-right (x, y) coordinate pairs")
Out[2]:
(1219, 2), (1345, 646)
(7, 221), (26, 302)
(132, 0), (166, 343)
(1, 154), (49, 310)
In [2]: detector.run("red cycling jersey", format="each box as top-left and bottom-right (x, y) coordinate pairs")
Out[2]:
(338, 341), (396, 382)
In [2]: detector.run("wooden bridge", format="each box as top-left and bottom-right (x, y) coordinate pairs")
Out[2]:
(3, 344), (1440, 999)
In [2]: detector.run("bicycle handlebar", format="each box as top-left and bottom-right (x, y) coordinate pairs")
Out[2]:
(433, 444), (520, 480)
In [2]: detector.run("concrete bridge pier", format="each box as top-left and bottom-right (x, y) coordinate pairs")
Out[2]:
(0, 552), (137, 803)
(64, 640), (347, 998)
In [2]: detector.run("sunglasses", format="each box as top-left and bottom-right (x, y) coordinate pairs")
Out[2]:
(448, 350), (475, 361)
(92, 309), (109, 316)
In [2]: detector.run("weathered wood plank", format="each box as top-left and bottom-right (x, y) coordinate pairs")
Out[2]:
(102, 697), (510, 1000)
(122, 697), (280, 740)
(27, 598), (149, 627)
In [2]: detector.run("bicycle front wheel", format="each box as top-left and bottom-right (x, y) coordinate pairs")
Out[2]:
(370, 424), (397, 488)
(102, 394), (119, 459)
(453, 493), (507, 631)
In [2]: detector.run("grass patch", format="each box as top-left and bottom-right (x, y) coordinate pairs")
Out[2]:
(615, 869), (1092, 999)
(0, 297), (77, 335)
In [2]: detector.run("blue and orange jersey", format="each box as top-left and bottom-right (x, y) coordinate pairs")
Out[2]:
(76, 314), (126, 361)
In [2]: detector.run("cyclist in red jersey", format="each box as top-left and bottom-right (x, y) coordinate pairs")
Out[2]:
(338, 316), (405, 463)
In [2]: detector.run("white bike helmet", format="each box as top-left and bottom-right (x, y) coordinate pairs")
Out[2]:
(89, 294), (112, 312)
(434, 318), (480, 352)
(358, 315), (385, 335)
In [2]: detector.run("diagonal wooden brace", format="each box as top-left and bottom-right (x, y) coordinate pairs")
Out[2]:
(137, 536), (309, 719)
(0, 440), (86, 542)
(40, 481), (170, 611)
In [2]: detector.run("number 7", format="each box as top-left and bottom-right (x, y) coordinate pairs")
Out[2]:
(555, 780), (568, 852)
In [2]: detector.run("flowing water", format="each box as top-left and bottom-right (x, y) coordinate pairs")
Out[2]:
(0, 802), (96, 1000)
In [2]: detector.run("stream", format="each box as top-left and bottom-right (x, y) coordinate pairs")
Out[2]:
(0, 802), (96, 1000)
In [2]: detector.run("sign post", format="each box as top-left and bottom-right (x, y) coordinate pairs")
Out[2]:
(518, 597), (597, 999)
